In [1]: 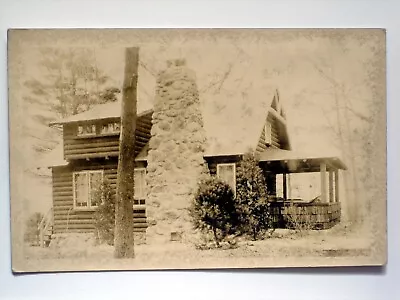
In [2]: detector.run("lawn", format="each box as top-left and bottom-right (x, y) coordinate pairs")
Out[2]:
(19, 222), (374, 272)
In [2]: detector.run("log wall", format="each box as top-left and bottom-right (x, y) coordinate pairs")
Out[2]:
(52, 159), (147, 234)
(256, 113), (281, 152)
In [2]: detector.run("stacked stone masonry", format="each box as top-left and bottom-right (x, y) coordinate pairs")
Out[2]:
(146, 59), (207, 242)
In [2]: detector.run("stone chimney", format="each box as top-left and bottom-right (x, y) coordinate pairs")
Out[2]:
(146, 59), (206, 242)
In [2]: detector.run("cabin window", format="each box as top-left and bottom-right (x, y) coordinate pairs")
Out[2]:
(264, 122), (272, 146)
(77, 124), (96, 137)
(133, 199), (146, 205)
(217, 163), (236, 195)
(73, 170), (104, 209)
(100, 122), (120, 135)
(134, 168), (146, 200)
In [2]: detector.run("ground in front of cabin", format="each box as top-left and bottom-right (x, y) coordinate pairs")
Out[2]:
(20, 222), (374, 272)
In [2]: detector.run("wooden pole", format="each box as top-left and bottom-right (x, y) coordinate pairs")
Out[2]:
(329, 171), (334, 203)
(39, 223), (44, 247)
(335, 169), (339, 203)
(283, 173), (287, 201)
(114, 47), (138, 258)
(320, 162), (327, 203)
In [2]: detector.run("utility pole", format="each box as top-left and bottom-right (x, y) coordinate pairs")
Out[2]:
(114, 47), (139, 258)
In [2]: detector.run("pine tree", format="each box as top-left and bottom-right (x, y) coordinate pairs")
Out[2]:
(236, 152), (272, 240)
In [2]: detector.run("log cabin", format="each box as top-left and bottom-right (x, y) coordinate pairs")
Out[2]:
(43, 88), (347, 244)
(46, 102), (152, 236)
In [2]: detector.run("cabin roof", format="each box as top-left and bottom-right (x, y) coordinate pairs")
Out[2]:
(43, 88), (293, 168)
(40, 143), (68, 168)
(41, 89), (346, 170)
(49, 101), (153, 125)
(49, 88), (289, 155)
(203, 89), (290, 156)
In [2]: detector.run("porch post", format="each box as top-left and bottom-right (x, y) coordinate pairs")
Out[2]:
(320, 162), (327, 203)
(283, 173), (287, 201)
(264, 171), (276, 195)
(329, 170), (334, 203)
(335, 169), (339, 203)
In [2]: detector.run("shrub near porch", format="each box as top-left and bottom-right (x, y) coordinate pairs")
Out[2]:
(235, 153), (273, 240)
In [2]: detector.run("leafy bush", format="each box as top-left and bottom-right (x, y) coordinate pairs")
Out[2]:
(190, 177), (238, 246)
(93, 181), (115, 245)
(24, 212), (44, 245)
(236, 152), (273, 240)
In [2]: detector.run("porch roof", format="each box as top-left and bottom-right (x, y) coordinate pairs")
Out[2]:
(258, 148), (347, 173)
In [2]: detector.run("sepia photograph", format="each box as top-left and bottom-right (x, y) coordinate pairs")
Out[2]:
(8, 29), (386, 273)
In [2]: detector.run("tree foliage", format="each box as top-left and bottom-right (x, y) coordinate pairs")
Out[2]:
(24, 47), (120, 118)
(93, 181), (115, 246)
(235, 152), (272, 240)
(190, 177), (237, 246)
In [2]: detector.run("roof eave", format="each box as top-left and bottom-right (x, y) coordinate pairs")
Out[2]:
(49, 108), (154, 126)
(203, 152), (245, 159)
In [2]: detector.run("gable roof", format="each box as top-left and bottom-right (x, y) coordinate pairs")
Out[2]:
(203, 89), (290, 156)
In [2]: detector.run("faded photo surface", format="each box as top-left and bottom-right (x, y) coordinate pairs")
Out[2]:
(8, 29), (386, 272)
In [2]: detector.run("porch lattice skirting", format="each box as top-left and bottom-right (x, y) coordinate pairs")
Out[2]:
(270, 202), (341, 230)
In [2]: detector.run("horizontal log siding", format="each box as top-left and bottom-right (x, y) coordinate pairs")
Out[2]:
(63, 114), (152, 161)
(256, 113), (281, 153)
(52, 160), (147, 234)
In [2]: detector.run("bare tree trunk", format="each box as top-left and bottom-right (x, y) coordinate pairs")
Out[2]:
(114, 47), (139, 259)
(332, 86), (352, 220)
(341, 84), (361, 224)
(57, 68), (67, 117)
(93, 47), (100, 104)
(312, 62), (355, 223)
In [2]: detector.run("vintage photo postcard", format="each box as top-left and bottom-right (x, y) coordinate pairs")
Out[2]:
(8, 29), (386, 273)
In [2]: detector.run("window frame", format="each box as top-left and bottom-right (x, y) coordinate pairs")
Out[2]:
(216, 163), (236, 195)
(99, 121), (121, 136)
(264, 122), (272, 146)
(77, 123), (97, 137)
(72, 170), (104, 210)
(134, 168), (147, 200)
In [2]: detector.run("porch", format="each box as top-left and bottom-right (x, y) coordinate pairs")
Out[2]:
(258, 148), (347, 229)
